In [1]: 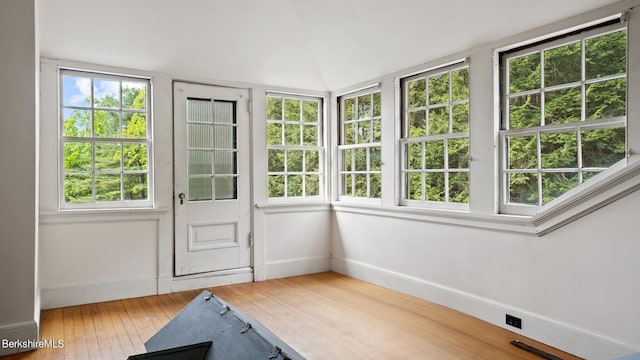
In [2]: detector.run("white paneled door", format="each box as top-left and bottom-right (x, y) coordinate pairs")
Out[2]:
(174, 82), (251, 276)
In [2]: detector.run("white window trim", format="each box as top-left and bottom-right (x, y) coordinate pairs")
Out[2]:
(57, 67), (155, 210)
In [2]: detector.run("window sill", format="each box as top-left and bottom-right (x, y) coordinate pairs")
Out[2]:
(39, 207), (170, 224)
(332, 159), (640, 236)
(255, 201), (331, 214)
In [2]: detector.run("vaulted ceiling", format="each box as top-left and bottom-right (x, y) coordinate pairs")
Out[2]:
(38, 0), (620, 92)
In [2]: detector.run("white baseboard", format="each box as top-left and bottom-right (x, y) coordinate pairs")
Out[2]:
(171, 267), (253, 292)
(265, 256), (331, 280)
(41, 277), (157, 309)
(331, 257), (638, 360)
(0, 321), (39, 356)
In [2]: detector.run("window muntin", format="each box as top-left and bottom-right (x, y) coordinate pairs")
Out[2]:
(338, 89), (382, 199)
(401, 64), (469, 208)
(60, 70), (152, 208)
(501, 24), (627, 211)
(266, 93), (323, 199)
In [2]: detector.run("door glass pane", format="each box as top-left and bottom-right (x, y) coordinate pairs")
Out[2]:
(188, 99), (213, 123)
(213, 101), (234, 124)
(215, 176), (236, 200)
(188, 124), (212, 148)
(189, 177), (212, 201)
(214, 151), (236, 175)
(189, 150), (212, 175)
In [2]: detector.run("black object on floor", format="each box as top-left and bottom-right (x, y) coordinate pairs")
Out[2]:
(141, 290), (304, 360)
(511, 340), (564, 360)
(127, 341), (211, 360)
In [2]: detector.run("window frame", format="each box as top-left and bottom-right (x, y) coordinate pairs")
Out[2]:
(265, 92), (324, 201)
(499, 21), (628, 215)
(58, 69), (154, 210)
(399, 62), (470, 210)
(337, 87), (383, 202)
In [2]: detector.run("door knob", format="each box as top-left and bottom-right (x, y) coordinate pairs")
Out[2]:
(178, 193), (186, 205)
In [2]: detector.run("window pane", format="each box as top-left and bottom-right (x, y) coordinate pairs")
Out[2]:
(302, 100), (319, 123)
(284, 98), (301, 121)
(452, 103), (469, 133)
(268, 149), (285, 172)
(343, 149), (352, 171)
(123, 143), (147, 170)
(354, 174), (367, 197)
(370, 174), (382, 198)
(357, 120), (371, 144)
(95, 174), (121, 201)
(509, 53), (540, 93)
(544, 42), (581, 87)
(407, 142), (422, 170)
(449, 172), (469, 203)
(542, 172), (579, 205)
(214, 151), (236, 175)
(63, 75), (91, 107)
(373, 92), (381, 117)
(93, 79), (120, 108)
(189, 178), (212, 201)
(344, 122), (356, 145)
(581, 127), (626, 167)
(583, 171), (600, 181)
(452, 68), (469, 101)
(424, 140), (444, 169)
(189, 150), (212, 175)
(122, 112), (147, 139)
(408, 79), (426, 108)
(544, 87), (581, 124)
(124, 174), (147, 200)
(428, 107), (449, 135)
(266, 123), (282, 145)
(94, 111), (120, 138)
(425, 172), (445, 201)
(507, 135), (537, 169)
(287, 175), (303, 197)
(508, 173), (538, 205)
(122, 82), (146, 110)
(373, 119), (382, 142)
(408, 110), (426, 137)
(509, 93), (541, 129)
(448, 138), (469, 169)
(215, 176), (236, 200)
(268, 175), (285, 197)
(63, 109), (91, 137)
(288, 150), (303, 172)
(266, 97), (283, 120)
(64, 174), (92, 203)
(586, 29), (626, 80)
(305, 175), (320, 196)
(284, 124), (300, 145)
(370, 147), (381, 171)
(428, 73), (449, 105)
(305, 150), (319, 172)
(586, 78), (626, 120)
(95, 143), (120, 171)
(357, 94), (371, 119)
(541, 132), (577, 168)
(188, 124), (212, 148)
(354, 147), (367, 171)
(343, 174), (353, 196)
(64, 141), (92, 171)
(344, 97), (355, 121)
(407, 172), (422, 200)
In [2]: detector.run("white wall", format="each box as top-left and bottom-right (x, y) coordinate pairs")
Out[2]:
(0, 0), (40, 356)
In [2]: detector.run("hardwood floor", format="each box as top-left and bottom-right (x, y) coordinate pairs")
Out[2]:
(3, 272), (582, 359)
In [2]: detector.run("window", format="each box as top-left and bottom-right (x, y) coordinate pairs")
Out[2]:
(60, 70), (152, 208)
(338, 89), (382, 199)
(500, 23), (627, 213)
(266, 93), (323, 199)
(401, 64), (469, 208)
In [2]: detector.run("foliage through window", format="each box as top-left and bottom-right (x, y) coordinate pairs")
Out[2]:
(60, 70), (151, 208)
(501, 23), (627, 210)
(339, 89), (382, 198)
(401, 64), (469, 207)
(266, 94), (322, 198)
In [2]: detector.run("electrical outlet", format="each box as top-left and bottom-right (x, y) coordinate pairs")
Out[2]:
(506, 314), (522, 329)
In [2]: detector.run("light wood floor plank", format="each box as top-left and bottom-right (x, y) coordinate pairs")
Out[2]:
(3, 272), (583, 360)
